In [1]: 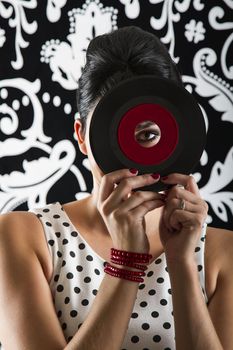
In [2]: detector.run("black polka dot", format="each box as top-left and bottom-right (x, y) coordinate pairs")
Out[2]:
(70, 310), (78, 317)
(64, 297), (70, 304)
(53, 214), (60, 219)
(70, 251), (76, 257)
(151, 311), (159, 318)
(62, 323), (67, 330)
(168, 288), (172, 295)
(94, 268), (100, 275)
(195, 246), (201, 252)
(171, 310), (174, 316)
(62, 239), (68, 245)
(57, 285), (64, 292)
(153, 335), (161, 342)
(55, 232), (61, 238)
(165, 266), (169, 272)
(81, 299), (89, 306)
(63, 222), (70, 227)
(78, 323), (83, 329)
(86, 255), (93, 261)
(148, 289), (156, 295)
(79, 243), (85, 250)
(163, 322), (171, 329)
(139, 283), (145, 290)
(54, 274), (59, 282)
(147, 271), (154, 277)
(46, 222), (52, 227)
(61, 206), (64, 211)
(157, 277), (164, 283)
(155, 258), (162, 264)
(131, 312), (138, 318)
(164, 348), (172, 350)
(131, 335), (139, 343)
(43, 208), (50, 212)
(92, 289), (98, 296)
(198, 265), (203, 271)
(84, 277), (91, 283)
(160, 299), (167, 306)
(140, 301), (147, 307)
(48, 239), (54, 246)
(57, 251), (62, 258)
(76, 265), (83, 272)
(74, 287), (81, 294)
(66, 272), (73, 279)
(103, 261), (108, 267)
(62, 260), (66, 267)
(142, 323), (150, 330)
(57, 310), (62, 317)
(71, 231), (78, 237)
(201, 236), (206, 242)
(36, 213), (42, 218)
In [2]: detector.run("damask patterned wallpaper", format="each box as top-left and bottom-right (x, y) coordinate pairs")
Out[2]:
(0, 0), (233, 233)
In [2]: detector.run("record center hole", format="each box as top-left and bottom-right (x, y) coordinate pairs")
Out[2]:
(134, 120), (161, 148)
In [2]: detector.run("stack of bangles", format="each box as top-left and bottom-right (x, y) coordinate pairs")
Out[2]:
(104, 248), (152, 283)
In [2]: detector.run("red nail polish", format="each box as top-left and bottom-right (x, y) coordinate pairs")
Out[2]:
(129, 168), (138, 174)
(151, 173), (160, 180)
(161, 176), (168, 181)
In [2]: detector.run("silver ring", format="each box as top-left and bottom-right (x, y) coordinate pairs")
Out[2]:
(179, 198), (186, 210)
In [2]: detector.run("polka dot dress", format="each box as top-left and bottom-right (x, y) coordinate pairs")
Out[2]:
(28, 201), (209, 349)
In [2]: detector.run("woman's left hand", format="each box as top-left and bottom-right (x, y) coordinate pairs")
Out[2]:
(159, 173), (209, 263)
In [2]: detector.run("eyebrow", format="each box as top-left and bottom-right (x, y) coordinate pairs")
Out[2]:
(135, 121), (158, 131)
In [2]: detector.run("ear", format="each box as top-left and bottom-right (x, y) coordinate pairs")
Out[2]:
(74, 119), (87, 155)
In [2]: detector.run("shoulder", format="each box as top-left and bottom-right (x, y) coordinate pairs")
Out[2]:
(0, 210), (52, 283)
(205, 225), (233, 301)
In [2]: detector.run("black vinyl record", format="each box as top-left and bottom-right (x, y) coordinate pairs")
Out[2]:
(89, 75), (206, 192)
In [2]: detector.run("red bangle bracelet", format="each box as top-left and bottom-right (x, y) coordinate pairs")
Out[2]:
(111, 247), (152, 260)
(104, 263), (144, 283)
(111, 254), (151, 264)
(105, 263), (145, 276)
(110, 257), (148, 271)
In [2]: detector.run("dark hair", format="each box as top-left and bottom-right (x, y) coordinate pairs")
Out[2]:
(77, 26), (183, 135)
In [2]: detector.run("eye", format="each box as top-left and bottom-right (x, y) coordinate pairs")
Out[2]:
(135, 128), (160, 143)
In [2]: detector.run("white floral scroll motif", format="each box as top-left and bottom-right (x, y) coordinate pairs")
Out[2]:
(184, 19), (205, 43)
(0, 78), (51, 157)
(183, 48), (233, 124)
(41, 0), (118, 90)
(200, 147), (233, 222)
(209, 6), (233, 80)
(119, 0), (140, 19)
(0, 140), (76, 212)
(149, 0), (205, 63)
(46, 0), (67, 22)
(0, 0), (37, 70)
(0, 27), (6, 47)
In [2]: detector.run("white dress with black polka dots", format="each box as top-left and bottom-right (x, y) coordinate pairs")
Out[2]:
(27, 201), (209, 350)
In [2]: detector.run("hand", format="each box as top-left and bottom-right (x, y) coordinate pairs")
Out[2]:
(97, 169), (165, 254)
(159, 173), (208, 263)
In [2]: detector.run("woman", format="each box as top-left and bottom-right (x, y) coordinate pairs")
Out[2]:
(0, 26), (232, 350)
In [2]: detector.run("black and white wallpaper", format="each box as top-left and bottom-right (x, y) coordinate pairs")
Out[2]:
(0, 0), (233, 233)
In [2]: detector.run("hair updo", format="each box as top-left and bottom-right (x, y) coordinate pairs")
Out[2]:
(76, 25), (183, 135)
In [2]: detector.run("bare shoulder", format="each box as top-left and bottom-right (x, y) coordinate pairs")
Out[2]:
(0, 210), (53, 283)
(205, 225), (233, 301)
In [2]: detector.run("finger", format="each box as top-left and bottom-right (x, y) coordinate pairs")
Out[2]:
(105, 173), (160, 208)
(117, 191), (166, 213)
(99, 169), (138, 203)
(165, 186), (201, 205)
(130, 198), (165, 218)
(161, 173), (200, 196)
(169, 209), (206, 231)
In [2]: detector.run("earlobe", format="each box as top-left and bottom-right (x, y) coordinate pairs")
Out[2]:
(74, 119), (87, 155)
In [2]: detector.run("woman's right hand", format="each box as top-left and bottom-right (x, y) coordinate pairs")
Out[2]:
(97, 169), (165, 254)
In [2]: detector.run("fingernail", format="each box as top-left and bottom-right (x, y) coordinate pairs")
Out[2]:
(129, 168), (138, 174)
(151, 173), (160, 180)
(161, 176), (168, 181)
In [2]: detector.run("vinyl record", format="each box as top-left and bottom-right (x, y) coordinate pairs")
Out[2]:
(89, 75), (206, 191)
